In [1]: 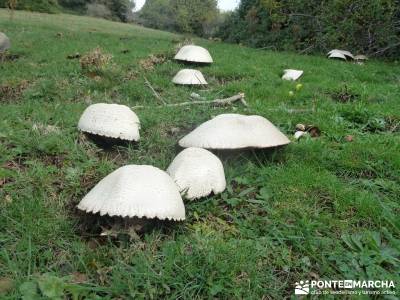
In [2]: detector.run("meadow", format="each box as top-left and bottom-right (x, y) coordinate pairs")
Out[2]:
(0, 9), (399, 299)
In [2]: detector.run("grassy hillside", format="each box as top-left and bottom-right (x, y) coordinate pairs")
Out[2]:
(1, 10), (399, 299)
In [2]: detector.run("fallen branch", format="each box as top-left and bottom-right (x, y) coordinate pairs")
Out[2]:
(144, 76), (166, 105)
(168, 93), (247, 107)
(132, 93), (247, 109)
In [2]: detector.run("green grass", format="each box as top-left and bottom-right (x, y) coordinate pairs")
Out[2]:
(1, 9), (400, 299)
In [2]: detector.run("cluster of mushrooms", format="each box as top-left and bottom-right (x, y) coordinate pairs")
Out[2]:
(77, 45), (291, 225)
(327, 49), (367, 62)
(172, 45), (213, 85)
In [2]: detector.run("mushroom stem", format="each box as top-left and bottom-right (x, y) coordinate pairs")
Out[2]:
(132, 93), (247, 109)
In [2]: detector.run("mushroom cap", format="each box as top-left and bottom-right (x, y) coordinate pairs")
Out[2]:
(328, 51), (347, 60)
(179, 114), (290, 150)
(0, 32), (10, 52)
(78, 103), (140, 141)
(167, 147), (226, 200)
(282, 69), (303, 81)
(354, 55), (368, 61)
(77, 165), (185, 220)
(172, 69), (208, 85)
(174, 45), (213, 63)
(328, 49), (354, 60)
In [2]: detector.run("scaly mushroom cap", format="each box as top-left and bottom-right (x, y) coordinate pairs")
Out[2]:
(167, 147), (226, 200)
(172, 69), (208, 85)
(282, 69), (303, 81)
(179, 114), (290, 149)
(174, 45), (213, 64)
(77, 165), (186, 220)
(328, 49), (354, 60)
(78, 103), (140, 141)
(0, 32), (10, 52)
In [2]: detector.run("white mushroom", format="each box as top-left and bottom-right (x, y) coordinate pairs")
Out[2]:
(179, 114), (290, 150)
(294, 131), (307, 140)
(77, 165), (185, 221)
(167, 148), (226, 200)
(172, 69), (208, 85)
(328, 49), (354, 60)
(174, 45), (213, 64)
(282, 69), (303, 81)
(0, 32), (10, 53)
(354, 55), (368, 61)
(328, 51), (347, 60)
(78, 103), (140, 141)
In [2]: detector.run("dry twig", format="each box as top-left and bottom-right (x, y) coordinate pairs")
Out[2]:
(133, 93), (247, 109)
(144, 76), (166, 105)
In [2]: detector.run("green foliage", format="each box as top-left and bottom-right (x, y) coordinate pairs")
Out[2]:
(218, 0), (400, 57)
(0, 0), (135, 21)
(0, 0), (60, 13)
(139, 0), (219, 37)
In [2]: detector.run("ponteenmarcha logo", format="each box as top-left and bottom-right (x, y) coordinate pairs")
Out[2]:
(294, 280), (396, 296)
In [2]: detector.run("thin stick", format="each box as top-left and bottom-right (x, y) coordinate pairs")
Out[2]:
(143, 76), (166, 105)
(167, 93), (247, 107)
(132, 93), (247, 109)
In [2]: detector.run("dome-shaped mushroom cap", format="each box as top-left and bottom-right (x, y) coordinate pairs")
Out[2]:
(167, 147), (226, 200)
(328, 51), (347, 60)
(328, 49), (354, 59)
(179, 114), (290, 149)
(172, 69), (208, 85)
(282, 69), (303, 81)
(77, 165), (185, 220)
(78, 103), (140, 141)
(174, 45), (213, 63)
(0, 32), (10, 52)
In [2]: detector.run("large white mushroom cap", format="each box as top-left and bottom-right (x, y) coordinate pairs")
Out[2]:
(328, 49), (354, 60)
(77, 165), (186, 220)
(78, 103), (140, 141)
(179, 114), (290, 149)
(167, 147), (226, 200)
(172, 69), (208, 85)
(282, 69), (303, 81)
(0, 32), (10, 52)
(174, 45), (213, 63)
(328, 49), (354, 59)
(328, 51), (346, 60)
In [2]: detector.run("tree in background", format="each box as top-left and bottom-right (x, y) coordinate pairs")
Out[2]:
(138, 0), (219, 37)
(0, 0), (60, 13)
(218, 0), (400, 58)
(0, 0), (135, 22)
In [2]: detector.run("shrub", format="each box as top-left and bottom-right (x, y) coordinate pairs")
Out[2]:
(0, 0), (60, 13)
(86, 2), (112, 20)
(218, 0), (400, 58)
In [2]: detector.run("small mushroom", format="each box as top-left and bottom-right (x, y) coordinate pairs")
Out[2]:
(172, 69), (207, 85)
(179, 114), (290, 150)
(0, 32), (11, 53)
(77, 165), (185, 221)
(167, 147), (226, 200)
(306, 125), (321, 137)
(282, 69), (303, 81)
(328, 49), (354, 60)
(295, 124), (306, 131)
(294, 131), (307, 140)
(174, 45), (213, 64)
(78, 103), (140, 142)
